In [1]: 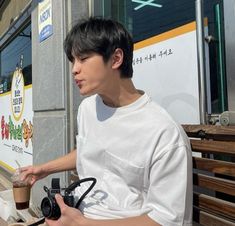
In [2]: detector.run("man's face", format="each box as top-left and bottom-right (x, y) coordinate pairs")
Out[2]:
(72, 53), (113, 96)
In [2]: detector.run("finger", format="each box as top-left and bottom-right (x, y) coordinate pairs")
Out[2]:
(31, 176), (37, 182)
(20, 172), (28, 181)
(20, 168), (32, 180)
(45, 218), (57, 226)
(20, 173), (32, 182)
(55, 194), (66, 209)
(29, 177), (37, 186)
(20, 166), (32, 173)
(19, 166), (29, 171)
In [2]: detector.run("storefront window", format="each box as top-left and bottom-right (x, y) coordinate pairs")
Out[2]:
(0, 23), (32, 94)
(95, 0), (226, 114)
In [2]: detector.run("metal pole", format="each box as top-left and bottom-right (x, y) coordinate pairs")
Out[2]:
(215, 3), (228, 112)
(195, 0), (207, 124)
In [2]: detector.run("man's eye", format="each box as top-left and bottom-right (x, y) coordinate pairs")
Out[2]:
(80, 56), (88, 61)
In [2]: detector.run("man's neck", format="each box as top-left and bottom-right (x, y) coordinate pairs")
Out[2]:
(100, 79), (143, 108)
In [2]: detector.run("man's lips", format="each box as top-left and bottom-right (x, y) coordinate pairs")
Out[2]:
(75, 80), (83, 87)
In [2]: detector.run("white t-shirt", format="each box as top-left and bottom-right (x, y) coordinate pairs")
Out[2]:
(75, 93), (192, 226)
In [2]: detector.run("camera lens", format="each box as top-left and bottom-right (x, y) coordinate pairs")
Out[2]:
(41, 197), (61, 219)
(41, 197), (52, 218)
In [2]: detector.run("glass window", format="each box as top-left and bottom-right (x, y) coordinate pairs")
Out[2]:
(95, 0), (226, 114)
(0, 23), (32, 94)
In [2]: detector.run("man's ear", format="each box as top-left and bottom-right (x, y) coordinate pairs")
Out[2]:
(111, 48), (124, 69)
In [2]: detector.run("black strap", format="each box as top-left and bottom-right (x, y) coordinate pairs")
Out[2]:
(51, 178), (60, 189)
(28, 177), (96, 225)
(27, 217), (45, 226)
(74, 178), (97, 208)
(65, 177), (97, 208)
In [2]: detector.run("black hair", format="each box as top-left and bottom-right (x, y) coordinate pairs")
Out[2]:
(64, 17), (133, 78)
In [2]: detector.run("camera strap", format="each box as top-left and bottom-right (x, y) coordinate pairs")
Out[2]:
(28, 217), (45, 226)
(52, 178), (60, 189)
(27, 177), (96, 226)
(66, 177), (97, 208)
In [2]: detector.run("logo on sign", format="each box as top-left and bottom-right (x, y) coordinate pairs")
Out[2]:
(11, 68), (25, 121)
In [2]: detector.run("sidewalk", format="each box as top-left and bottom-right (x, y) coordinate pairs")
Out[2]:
(0, 182), (6, 191)
(0, 217), (8, 226)
(0, 168), (35, 226)
(0, 169), (12, 225)
(0, 189), (45, 225)
(0, 168), (12, 191)
(0, 170), (46, 225)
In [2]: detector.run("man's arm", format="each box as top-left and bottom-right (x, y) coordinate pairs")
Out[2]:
(20, 149), (77, 186)
(40, 148), (77, 174)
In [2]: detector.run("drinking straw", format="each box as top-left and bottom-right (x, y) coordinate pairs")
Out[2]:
(15, 160), (21, 169)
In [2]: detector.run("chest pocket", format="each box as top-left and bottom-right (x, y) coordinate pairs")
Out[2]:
(102, 151), (145, 209)
(76, 135), (105, 178)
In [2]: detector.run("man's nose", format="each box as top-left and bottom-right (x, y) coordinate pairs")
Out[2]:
(72, 60), (81, 76)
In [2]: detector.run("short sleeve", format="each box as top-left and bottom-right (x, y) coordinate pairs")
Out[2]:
(146, 145), (193, 226)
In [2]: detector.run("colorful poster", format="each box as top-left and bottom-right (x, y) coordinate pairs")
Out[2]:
(0, 68), (33, 171)
(38, 0), (53, 42)
(133, 21), (209, 124)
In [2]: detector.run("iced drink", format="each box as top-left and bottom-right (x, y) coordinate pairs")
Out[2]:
(12, 169), (31, 210)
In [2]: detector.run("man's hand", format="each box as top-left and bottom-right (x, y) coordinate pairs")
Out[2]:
(45, 194), (86, 226)
(45, 195), (161, 226)
(20, 165), (49, 186)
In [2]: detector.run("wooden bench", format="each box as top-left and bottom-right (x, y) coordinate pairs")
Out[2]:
(182, 124), (235, 226)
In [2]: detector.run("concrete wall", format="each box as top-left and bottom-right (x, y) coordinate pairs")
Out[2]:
(0, 0), (31, 36)
(31, 0), (89, 207)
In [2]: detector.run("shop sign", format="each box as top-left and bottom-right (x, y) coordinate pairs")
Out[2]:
(38, 0), (53, 42)
(133, 21), (210, 124)
(0, 68), (33, 171)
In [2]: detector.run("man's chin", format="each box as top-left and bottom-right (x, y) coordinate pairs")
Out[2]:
(79, 89), (95, 96)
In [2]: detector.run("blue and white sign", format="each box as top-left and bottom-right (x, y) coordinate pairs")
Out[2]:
(38, 0), (53, 42)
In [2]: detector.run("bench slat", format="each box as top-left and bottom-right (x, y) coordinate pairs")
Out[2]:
(183, 124), (235, 225)
(194, 193), (235, 221)
(193, 157), (235, 177)
(199, 211), (235, 226)
(193, 173), (235, 195)
(182, 124), (235, 141)
(191, 139), (235, 156)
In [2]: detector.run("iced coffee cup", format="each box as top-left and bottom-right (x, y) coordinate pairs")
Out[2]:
(11, 169), (31, 210)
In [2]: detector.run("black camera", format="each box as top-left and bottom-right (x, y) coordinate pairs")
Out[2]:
(41, 178), (75, 219)
(41, 177), (96, 220)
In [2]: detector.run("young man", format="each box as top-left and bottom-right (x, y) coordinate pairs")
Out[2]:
(21, 17), (192, 226)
